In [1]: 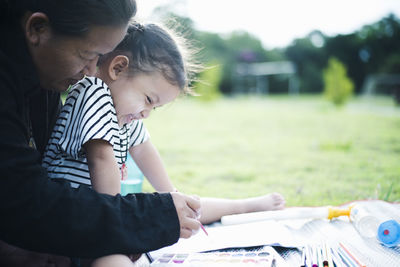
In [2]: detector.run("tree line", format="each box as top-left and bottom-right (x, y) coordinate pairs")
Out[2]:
(163, 12), (400, 97)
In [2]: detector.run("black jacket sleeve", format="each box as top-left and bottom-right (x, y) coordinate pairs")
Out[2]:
(0, 62), (180, 258)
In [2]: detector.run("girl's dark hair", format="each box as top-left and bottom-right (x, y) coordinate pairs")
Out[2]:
(2, 0), (136, 36)
(107, 21), (200, 95)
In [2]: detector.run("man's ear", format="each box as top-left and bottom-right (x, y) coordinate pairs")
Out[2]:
(109, 55), (130, 81)
(23, 12), (51, 46)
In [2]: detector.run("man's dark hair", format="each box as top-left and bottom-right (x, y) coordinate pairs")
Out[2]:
(1, 0), (136, 36)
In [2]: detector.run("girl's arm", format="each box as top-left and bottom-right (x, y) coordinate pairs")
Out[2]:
(129, 140), (175, 192)
(85, 139), (121, 195)
(200, 193), (286, 224)
(129, 140), (286, 224)
(128, 141), (235, 223)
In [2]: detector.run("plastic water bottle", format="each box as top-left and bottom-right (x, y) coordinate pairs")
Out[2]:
(120, 154), (144, 196)
(350, 204), (400, 247)
(350, 204), (380, 238)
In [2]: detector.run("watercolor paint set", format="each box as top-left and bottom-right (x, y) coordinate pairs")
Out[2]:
(150, 246), (283, 266)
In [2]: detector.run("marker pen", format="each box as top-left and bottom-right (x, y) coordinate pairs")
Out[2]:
(305, 244), (312, 267)
(300, 246), (306, 267)
(322, 243), (328, 267)
(325, 243), (334, 267)
(317, 244), (323, 267)
(311, 245), (318, 267)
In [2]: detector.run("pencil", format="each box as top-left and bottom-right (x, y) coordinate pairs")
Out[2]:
(339, 242), (366, 267)
(337, 247), (357, 267)
(145, 252), (154, 263)
(330, 246), (345, 267)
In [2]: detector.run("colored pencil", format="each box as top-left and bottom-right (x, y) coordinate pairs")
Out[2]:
(339, 242), (366, 267)
(337, 246), (357, 267)
(330, 246), (345, 267)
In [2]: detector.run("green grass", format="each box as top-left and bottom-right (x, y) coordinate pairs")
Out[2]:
(141, 95), (400, 206)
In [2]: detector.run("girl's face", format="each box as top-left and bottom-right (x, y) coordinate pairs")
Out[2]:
(110, 71), (180, 126)
(26, 13), (127, 92)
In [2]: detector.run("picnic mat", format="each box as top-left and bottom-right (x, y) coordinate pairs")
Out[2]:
(150, 200), (400, 266)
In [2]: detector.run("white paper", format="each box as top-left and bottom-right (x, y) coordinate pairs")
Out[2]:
(150, 220), (302, 259)
(221, 207), (329, 225)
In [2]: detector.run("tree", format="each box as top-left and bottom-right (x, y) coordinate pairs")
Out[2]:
(323, 57), (354, 106)
(285, 32), (327, 93)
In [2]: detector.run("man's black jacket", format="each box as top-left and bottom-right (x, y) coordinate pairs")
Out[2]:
(0, 21), (179, 258)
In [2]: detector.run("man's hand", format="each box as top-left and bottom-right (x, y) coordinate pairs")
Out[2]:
(170, 192), (201, 238)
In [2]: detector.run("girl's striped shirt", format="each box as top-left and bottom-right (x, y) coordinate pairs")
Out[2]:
(42, 77), (149, 188)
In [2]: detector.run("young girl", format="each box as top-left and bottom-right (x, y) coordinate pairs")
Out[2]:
(43, 22), (284, 266)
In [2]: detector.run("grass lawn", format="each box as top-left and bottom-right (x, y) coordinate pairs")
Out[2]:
(142, 95), (400, 206)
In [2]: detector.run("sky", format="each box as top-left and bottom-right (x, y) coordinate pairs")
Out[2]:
(136, 0), (400, 49)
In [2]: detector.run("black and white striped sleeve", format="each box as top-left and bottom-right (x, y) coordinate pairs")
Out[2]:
(58, 77), (119, 159)
(129, 120), (150, 147)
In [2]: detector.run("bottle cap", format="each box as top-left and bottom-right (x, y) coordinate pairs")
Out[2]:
(377, 219), (400, 247)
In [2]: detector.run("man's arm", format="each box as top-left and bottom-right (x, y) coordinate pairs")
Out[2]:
(0, 76), (180, 258)
(0, 144), (180, 257)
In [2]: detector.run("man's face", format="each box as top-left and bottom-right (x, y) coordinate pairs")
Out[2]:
(29, 23), (127, 91)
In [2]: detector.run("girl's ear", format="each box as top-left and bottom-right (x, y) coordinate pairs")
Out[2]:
(108, 55), (130, 81)
(24, 12), (51, 46)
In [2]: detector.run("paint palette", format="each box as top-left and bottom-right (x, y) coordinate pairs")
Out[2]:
(150, 247), (284, 266)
